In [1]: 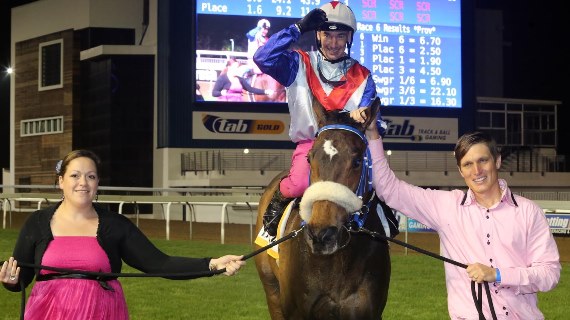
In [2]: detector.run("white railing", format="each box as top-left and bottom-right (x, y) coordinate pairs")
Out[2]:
(0, 185), (264, 244)
(3, 185), (570, 243)
(196, 50), (248, 73)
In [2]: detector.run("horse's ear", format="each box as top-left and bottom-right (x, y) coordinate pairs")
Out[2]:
(312, 95), (327, 127)
(361, 97), (382, 132)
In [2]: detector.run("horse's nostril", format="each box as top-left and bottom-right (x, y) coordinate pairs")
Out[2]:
(318, 227), (338, 243)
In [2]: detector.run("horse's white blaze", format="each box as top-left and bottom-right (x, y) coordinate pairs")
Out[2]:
(323, 140), (338, 160)
(299, 181), (362, 222)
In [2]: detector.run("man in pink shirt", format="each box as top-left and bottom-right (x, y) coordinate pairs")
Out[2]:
(365, 119), (561, 319)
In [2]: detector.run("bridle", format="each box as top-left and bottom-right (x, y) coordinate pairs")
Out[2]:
(315, 123), (375, 229)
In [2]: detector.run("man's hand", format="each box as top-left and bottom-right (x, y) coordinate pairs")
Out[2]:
(365, 115), (380, 140)
(296, 8), (327, 34)
(466, 263), (497, 284)
(349, 107), (368, 123)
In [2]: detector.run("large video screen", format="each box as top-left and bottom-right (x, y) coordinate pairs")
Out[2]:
(195, 0), (462, 108)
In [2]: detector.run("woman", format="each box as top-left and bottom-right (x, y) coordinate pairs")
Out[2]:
(211, 58), (272, 101)
(1, 149), (245, 319)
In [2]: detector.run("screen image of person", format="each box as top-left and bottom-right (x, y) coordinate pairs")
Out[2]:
(211, 58), (274, 102)
(195, 0), (462, 107)
(195, 11), (291, 104)
(247, 18), (270, 75)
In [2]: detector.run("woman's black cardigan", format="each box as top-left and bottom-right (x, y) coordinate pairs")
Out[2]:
(4, 202), (211, 292)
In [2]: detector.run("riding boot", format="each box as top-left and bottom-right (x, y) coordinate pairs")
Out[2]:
(263, 188), (293, 237)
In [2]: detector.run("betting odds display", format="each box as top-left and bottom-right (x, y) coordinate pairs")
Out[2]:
(198, 0), (462, 108)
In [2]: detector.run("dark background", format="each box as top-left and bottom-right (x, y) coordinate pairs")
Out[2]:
(476, 0), (567, 157)
(1, 0), (568, 171)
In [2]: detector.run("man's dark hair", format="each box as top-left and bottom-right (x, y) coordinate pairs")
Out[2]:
(454, 132), (500, 166)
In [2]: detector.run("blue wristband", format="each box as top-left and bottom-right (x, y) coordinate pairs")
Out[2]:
(495, 268), (501, 283)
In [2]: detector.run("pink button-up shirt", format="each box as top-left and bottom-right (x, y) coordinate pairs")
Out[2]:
(369, 139), (560, 319)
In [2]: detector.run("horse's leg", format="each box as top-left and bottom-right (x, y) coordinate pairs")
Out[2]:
(264, 215), (312, 320)
(254, 253), (285, 320)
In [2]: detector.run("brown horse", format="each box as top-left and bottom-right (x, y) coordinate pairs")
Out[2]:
(248, 73), (287, 102)
(254, 98), (391, 319)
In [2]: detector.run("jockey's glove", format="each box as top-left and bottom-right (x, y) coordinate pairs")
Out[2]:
(296, 8), (327, 34)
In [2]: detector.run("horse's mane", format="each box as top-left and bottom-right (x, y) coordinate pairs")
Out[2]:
(323, 110), (361, 129)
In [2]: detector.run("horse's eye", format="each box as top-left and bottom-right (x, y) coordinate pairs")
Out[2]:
(353, 158), (362, 168)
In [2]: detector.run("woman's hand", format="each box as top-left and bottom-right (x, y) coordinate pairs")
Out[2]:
(209, 255), (246, 276)
(1, 257), (20, 286)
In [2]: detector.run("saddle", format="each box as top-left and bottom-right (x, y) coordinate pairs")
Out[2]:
(255, 199), (298, 261)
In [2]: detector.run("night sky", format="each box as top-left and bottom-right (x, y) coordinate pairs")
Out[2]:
(476, 0), (568, 157)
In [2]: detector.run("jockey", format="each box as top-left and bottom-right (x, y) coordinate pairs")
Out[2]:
(254, 1), (393, 238)
(246, 18), (271, 75)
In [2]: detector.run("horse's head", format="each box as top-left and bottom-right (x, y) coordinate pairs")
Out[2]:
(299, 97), (381, 255)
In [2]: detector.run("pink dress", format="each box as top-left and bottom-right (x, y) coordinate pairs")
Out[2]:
(25, 236), (129, 320)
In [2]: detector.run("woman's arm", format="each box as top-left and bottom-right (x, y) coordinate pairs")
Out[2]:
(238, 77), (268, 95)
(3, 213), (41, 292)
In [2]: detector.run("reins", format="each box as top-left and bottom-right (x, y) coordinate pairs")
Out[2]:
(6, 261), (226, 320)
(5, 124), (496, 319)
(353, 227), (498, 320)
(5, 217), (498, 320)
(3, 227), (305, 320)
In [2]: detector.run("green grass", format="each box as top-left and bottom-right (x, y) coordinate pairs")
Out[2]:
(1, 228), (568, 319)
